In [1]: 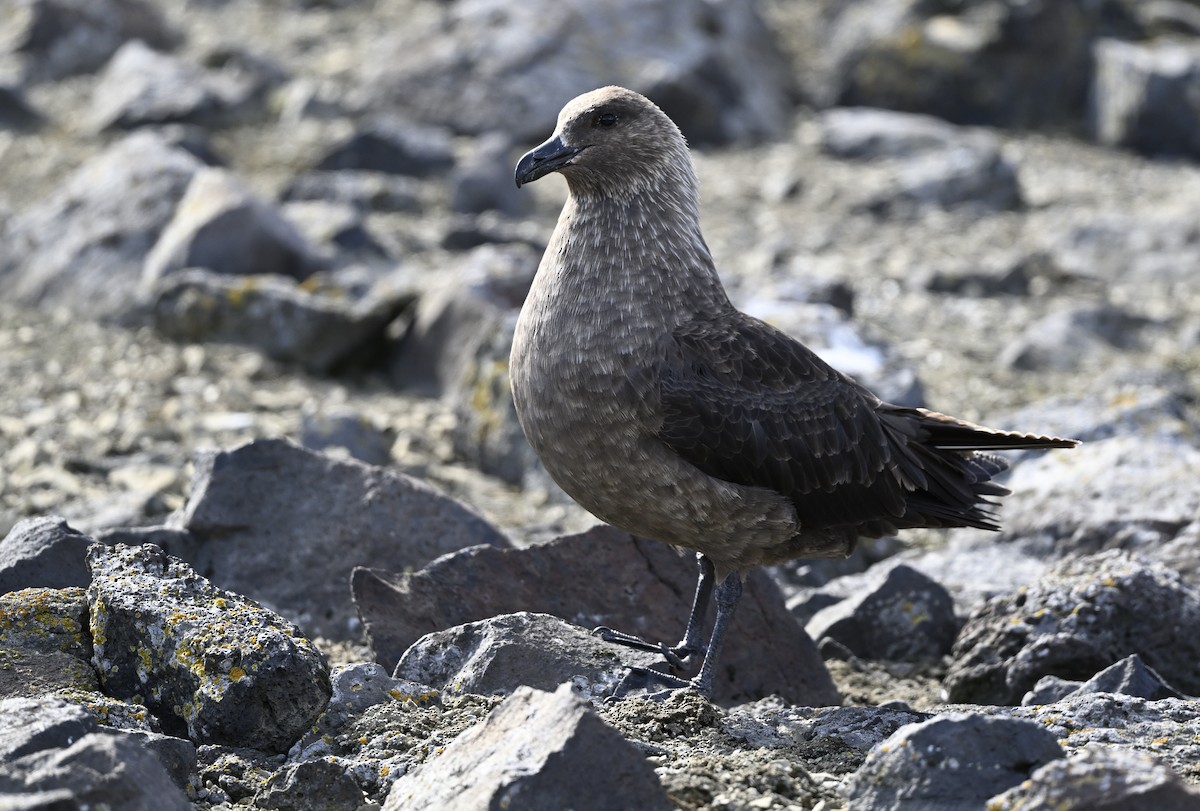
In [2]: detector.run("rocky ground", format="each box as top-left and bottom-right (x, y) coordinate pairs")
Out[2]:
(2, 0), (1200, 809)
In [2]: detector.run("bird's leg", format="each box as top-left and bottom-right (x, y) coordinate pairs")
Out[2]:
(687, 571), (742, 698)
(594, 553), (714, 669)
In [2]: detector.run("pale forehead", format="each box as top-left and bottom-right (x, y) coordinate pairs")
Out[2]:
(556, 86), (648, 127)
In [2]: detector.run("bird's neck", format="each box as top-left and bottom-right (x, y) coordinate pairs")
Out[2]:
(542, 180), (732, 318)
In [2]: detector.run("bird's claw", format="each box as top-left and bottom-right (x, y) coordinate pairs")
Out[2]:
(608, 666), (697, 702)
(592, 626), (701, 671)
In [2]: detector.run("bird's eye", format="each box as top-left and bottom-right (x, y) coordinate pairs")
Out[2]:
(595, 112), (618, 128)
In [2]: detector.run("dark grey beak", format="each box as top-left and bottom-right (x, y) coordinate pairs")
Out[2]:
(515, 134), (584, 188)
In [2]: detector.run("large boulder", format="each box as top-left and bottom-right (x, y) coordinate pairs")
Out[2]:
(1091, 38), (1200, 159)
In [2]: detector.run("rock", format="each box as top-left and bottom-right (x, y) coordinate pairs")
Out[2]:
(87, 40), (258, 133)
(280, 200), (388, 262)
(818, 0), (1128, 128)
(111, 728), (197, 791)
(0, 696), (96, 761)
(867, 139), (1022, 214)
(1022, 674), (1085, 706)
(254, 757), (365, 811)
(998, 305), (1159, 372)
(394, 612), (664, 701)
(358, 0), (794, 146)
(143, 167), (321, 286)
(0, 83), (42, 131)
(0, 0), (180, 83)
(280, 170), (421, 213)
(0, 731), (191, 810)
(0, 516), (93, 592)
(383, 682), (672, 811)
(353, 525), (839, 707)
(819, 107), (972, 160)
(299, 405), (395, 466)
(946, 550), (1200, 704)
(389, 243), (536, 397)
(988, 745), (1200, 810)
(173, 438), (508, 639)
(1091, 38), (1200, 159)
(194, 744), (285, 804)
(992, 434), (1200, 558)
(87, 542), (331, 752)
(1065, 654), (1186, 701)
(805, 564), (959, 663)
(450, 133), (531, 216)
(843, 713), (1064, 811)
(1046, 214), (1200, 288)
(315, 117), (455, 177)
(0, 131), (203, 319)
(0, 587), (97, 697)
(147, 268), (401, 375)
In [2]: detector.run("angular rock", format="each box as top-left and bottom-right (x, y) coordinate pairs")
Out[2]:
(359, 0), (794, 145)
(1066, 654), (1186, 701)
(819, 107), (972, 160)
(998, 305), (1159, 372)
(450, 133), (531, 217)
(0, 696), (96, 762)
(0, 732), (191, 810)
(992, 434), (1200, 557)
(147, 268), (401, 374)
(280, 200), (388, 263)
(143, 167), (320, 286)
(87, 40), (257, 132)
(353, 525), (839, 707)
(394, 612), (664, 701)
(316, 117), (455, 176)
(280, 170), (421, 213)
(0, 516), (93, 592)
(299, 406), (395, 466)
(844, 713), (1064, 811)
(946, 551), (1200, 704)
(989, 745), (1200, 810)
(254, 757), (365, 811)
(0, 83), (42, 131)
(805, 564), (958, 663)
(1047, 214), (1200, 288)
(174, 438), (508, 639)
(87, 542), (331, 751)
(1092, 38), (1200, 159)
(1022, 674), (1085, 706)
(0, 587), (96, 697)
(819, 0), (1127, 128)
(0, 0), (179, 82)
(868, 140), (1022, 214)
(0, 131), (203, 319)
(383, 682), (672, 811)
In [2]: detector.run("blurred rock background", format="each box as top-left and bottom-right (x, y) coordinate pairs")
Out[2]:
(0, 0), (1199, 808)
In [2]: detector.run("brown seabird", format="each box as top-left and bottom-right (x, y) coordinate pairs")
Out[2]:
(511, 86), (1076, 698)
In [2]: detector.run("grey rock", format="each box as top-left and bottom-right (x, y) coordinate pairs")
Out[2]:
(844, 713), (1064, 811)
(1135, 0), (1200, 37)
(280, 200), (387, 262)
(316, 117), (455, 177)
(0, 0), (180, 83)
(255, 757), (365, 811)
(1047, 214), (1200, 288)
(390, 243), (536, 397)
(819, 107), (971, 160)
(353, 525), (839, 707)
(450, 133), (531, 217)
(1022, 674), (1085, 706)
(280, 170), (421, 213)
(876, 141), (1022, 214)
(87, 40), (256, 133)
(143, 167), (320, 286)
(819, 0), (1126, 128)
(359, 0), (794, 146)
(0, 587), (96, 698)
(1092, 38), (1200, 159)
(0, 516), (93, 592)
(0, 732), (190, 810)
(0, 131), (203, 319)
(175, 438), (508, 639)
(998, 305), (1159, 372)
(994, 434), (1200, 558)
(1066, 653), (1186, 701)
(394, 612), (664, 701)
(946, 550), (1200, 704)
(805, 563), (959, 663)
(299, 406), (395, 466)
(147, 268), (400, 375)
(87, 542), (331, 751)
(0, 697), (96, 762)
(195, 744), (285, 804)
(383, 682), (672, 811)
(988, 745), (1200, 810)
(0, 83), (41, 131)
(105, 728), (196, 791)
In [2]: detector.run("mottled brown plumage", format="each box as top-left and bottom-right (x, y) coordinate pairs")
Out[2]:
(511, 86), (1075, 697)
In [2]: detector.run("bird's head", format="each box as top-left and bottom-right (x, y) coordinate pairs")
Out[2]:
(514, 86), (691, 199)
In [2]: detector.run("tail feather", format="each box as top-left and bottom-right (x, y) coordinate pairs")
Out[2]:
(912, 408), (1078, 451)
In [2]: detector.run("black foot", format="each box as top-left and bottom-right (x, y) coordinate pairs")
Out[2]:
(608, 666), (695, 702)
(592, 626), (702, 670)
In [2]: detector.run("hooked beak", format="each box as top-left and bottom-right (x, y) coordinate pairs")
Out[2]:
(515, 134), (586, 188)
